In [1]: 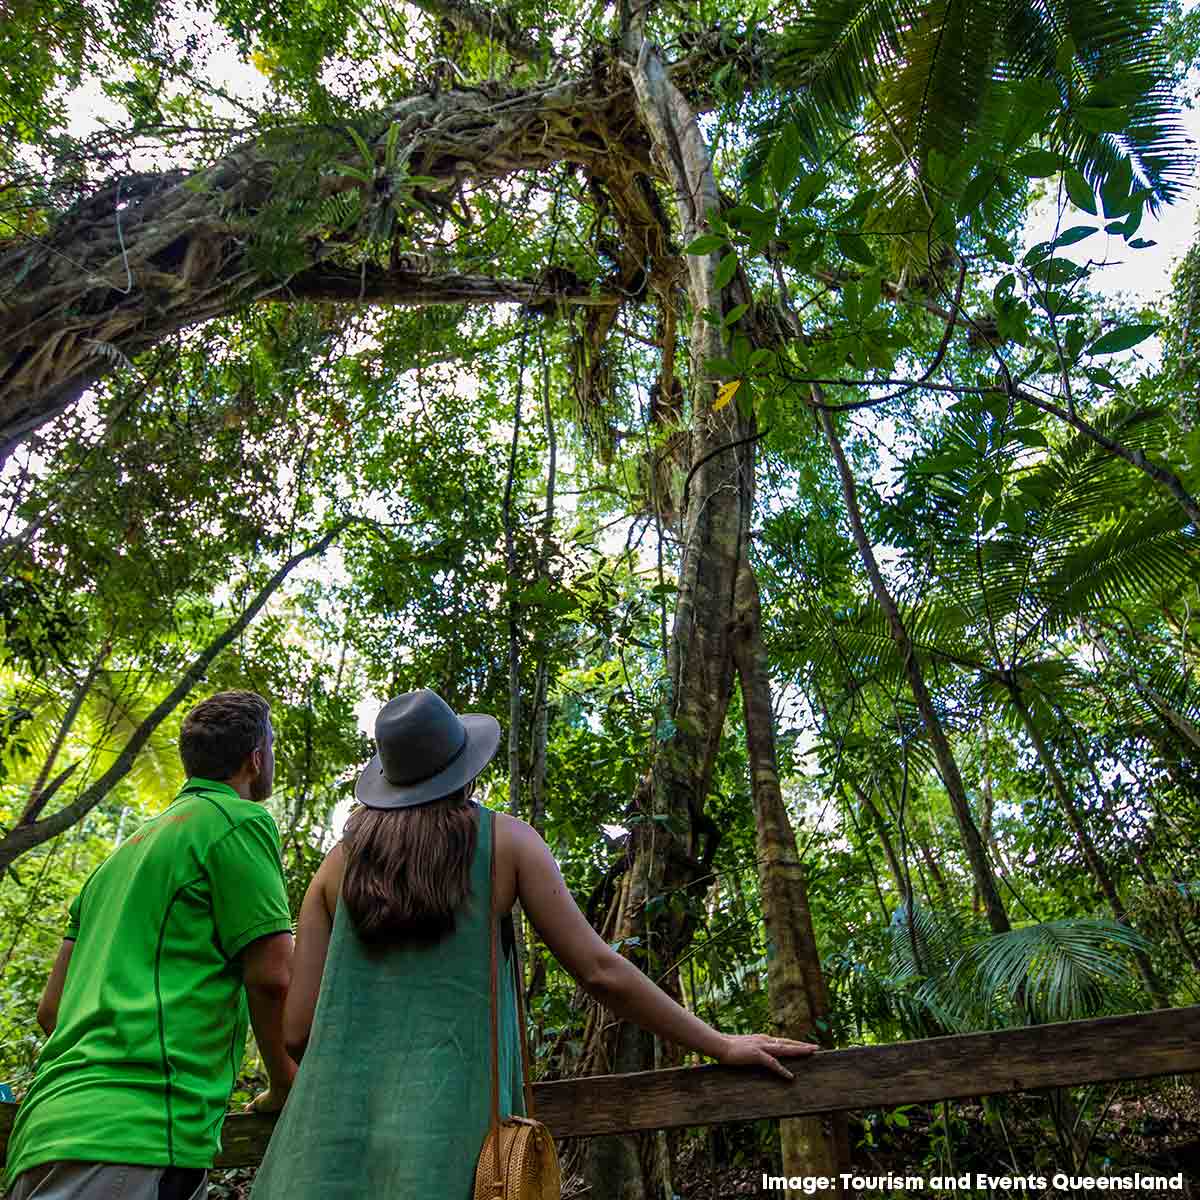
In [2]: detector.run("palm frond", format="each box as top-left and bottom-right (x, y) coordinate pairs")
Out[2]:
(957, 917), (1150, 1022)
(764, 0), (1192, 246)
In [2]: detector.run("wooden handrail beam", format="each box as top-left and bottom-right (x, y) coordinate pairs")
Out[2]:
(3, 1007), (1198, 1169)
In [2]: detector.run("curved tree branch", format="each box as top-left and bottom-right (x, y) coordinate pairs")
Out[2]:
(0, 521), (349, 876)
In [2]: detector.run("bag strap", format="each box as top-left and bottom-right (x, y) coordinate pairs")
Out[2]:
(488, 808), (538, 1149)
(488, 809), (503, 1189)
(511, 925), (535, 1118)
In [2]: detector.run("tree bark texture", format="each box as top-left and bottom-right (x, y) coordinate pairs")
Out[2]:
(732, 549), (849, 1184)
(0, 74), (663, 458)
(816, 394), (1011, 935)
(0, 22), (799, 462)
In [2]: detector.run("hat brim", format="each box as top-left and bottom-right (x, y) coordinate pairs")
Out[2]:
(354, 713), (502, 809)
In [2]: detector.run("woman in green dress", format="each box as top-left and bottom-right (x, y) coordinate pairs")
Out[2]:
(250, 689), (816, 1199)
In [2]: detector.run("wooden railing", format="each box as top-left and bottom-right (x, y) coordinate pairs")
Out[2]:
(3, 1007), (1198, 1168)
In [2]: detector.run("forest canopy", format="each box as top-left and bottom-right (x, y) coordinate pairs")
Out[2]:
(1, 0), (1199, 1191)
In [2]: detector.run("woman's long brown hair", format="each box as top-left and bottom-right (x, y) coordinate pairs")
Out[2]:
(341, 783), (479, 947)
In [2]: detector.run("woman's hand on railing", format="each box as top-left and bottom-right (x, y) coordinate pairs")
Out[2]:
(715, 1034), (819, 1081)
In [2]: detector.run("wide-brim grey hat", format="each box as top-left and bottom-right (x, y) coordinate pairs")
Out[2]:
(355, 689), (501, 809)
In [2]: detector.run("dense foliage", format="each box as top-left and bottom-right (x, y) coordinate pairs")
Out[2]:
(1, 0), (1199, 1191)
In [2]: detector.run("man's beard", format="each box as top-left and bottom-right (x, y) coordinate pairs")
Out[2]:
(250, 773), (272, 803)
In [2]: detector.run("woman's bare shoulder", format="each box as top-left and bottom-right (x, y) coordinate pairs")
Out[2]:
(490, 809), (544, 851)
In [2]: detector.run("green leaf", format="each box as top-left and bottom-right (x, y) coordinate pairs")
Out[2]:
(836, 232), (874, 266)
(769, 126), (802, 195)
(1076, 106), (1130, 133)
(1054, 225), (1097, 247)
(1063, 167), (1097, 215)
(1115, 198), (1145, 238)
(383, 122), (401, 170)
(1012, 426), (1048, 448)
(842, 281), (860, 324)
(791, 171), (830, 210)
(860, 270), (883, 317)
(927, 149), (948, 188)
(723, 303), (749, 327)
(983, 231), (1015, 264)
(1100, 157), (1134, 218)
(705, 355), (740, 377)
(345, 125), (374, 168)
(915, 449), (976, 475)
(1088, 323), (1158, 355)
(981, 497), (1002, 533)
(1012, 79), (1061, 121)
(685, 234), (726, 255)
(1055, 36), (1076, 76)
(329, 165), (372, 184)
(1012, 149), (1060, 178)
(1030, 257), (1084, 286)
(1001, 497), (1027, 533)
(1128, 238), (1157, 249)
(845, 188), (877, 222)
(1023, 240), (1053, 267)
(714, 251), (739, 290)
(1084, 366), (1122, 389)
(959, 170), (994, 218)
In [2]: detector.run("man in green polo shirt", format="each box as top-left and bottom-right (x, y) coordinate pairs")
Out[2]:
(5, 691), (296, 1200)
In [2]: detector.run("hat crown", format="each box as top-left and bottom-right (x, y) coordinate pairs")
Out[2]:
(375, 690), (467, 787)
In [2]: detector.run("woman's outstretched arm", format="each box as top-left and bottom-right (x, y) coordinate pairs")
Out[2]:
(510, 818), (817, 1079)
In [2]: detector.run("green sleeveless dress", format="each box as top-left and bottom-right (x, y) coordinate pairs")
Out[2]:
(250, 804), (525, 1199)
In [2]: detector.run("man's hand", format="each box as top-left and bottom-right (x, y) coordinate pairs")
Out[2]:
(244, 1055), (297, 1113)
(715, 1033), (820, 1081)
(244, 1082), (291, 1114)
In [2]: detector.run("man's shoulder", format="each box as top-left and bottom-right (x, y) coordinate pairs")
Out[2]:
(125, 787), (276, 856)
(176, 784), (279, 836)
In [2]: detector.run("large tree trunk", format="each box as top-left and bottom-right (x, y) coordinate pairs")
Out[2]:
(816, 395), (1010, 934)
(732, 550), (849, 1186)
(573, 42), (754, 1200)
(1005, 683), (1168, 1007)
(0, 28), (793, 463)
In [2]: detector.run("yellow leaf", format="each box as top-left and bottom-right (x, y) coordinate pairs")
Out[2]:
(714, 379), (741, 411)
(251, 48), (281, 76)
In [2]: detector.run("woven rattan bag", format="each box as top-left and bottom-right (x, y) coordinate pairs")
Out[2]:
(473, 819), (561, 1200)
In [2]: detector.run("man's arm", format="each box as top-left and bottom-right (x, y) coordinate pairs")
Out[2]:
(242, 931), (297, 1113)
(37, 939), (75, 1036)
(205, 812), (297, 1113)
